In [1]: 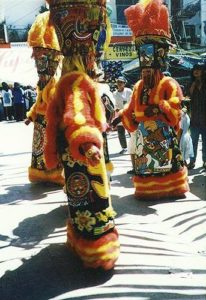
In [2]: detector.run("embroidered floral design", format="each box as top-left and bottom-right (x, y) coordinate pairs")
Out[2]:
(105, 207), (117, 219)
(74, 210), (96, 232)
(95, 207), (116, 222)
(62, 147), (83, 167)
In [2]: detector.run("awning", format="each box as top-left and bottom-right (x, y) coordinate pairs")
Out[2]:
(0, 47), (38, 87)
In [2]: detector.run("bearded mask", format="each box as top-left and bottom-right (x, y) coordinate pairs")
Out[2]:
(142, 68), (155, 89)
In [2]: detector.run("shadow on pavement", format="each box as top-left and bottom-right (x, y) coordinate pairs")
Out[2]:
(11, 205), (67, 249)
(188, 170), (206, 200)
(0, 182), (63, 204)
(112, 194), (157, 218)
(0, 205), (67, 251)
(1, 244), (205, 300)
(111, 173), (133, 188)
(0, 244), (114, 300)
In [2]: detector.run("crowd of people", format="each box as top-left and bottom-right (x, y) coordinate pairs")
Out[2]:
(0, 82), (36, 122)
(1, 61), (205, 174)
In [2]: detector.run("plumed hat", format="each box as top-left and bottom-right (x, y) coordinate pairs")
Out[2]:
(124, 0), (171, 69)
(28, 11), (60, 51)
(46, 0), (111, 72)
(28, 11), (62, 89)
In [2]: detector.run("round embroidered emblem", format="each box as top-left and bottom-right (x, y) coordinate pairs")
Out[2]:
(32, 123), (45, 155)
(67, 172), (89, 198)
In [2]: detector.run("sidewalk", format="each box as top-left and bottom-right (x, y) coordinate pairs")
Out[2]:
(0, 121), (206, 300)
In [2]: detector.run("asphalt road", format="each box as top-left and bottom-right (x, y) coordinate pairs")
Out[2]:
(0, 120), (206, 300)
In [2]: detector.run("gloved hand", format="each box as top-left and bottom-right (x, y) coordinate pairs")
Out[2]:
(81, 142), (101, 166)
(144, 104), (160, 117)
(24, 118), (32, 125)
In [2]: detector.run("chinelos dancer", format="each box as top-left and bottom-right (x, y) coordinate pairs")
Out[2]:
(25, 11), (64, 185)
(113, 0), (189, 200)
(44, 0), (120, 270)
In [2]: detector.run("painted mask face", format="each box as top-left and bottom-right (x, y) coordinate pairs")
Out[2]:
(141, 68), (155, 89)
(32, 47), (61, 89)
(48, 1), (107, 73)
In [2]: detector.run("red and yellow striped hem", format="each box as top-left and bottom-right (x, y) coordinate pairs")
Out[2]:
(133, 166), (189, 199)
(66, 223), (120, 270)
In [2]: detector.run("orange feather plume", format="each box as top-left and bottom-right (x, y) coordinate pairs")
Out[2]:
(124, 0), (170, 39)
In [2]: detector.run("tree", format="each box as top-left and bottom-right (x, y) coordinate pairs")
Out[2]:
(39, 5), (48, 14)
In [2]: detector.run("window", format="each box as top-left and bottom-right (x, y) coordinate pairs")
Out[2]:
(116, 0), (137, 24)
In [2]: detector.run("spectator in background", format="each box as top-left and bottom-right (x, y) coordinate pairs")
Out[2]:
(24, 85), (37, 111)
(12, 82), (25, 121)
(1, 82), (13, 121)
(0, 89), (4, 121)
(113, 76), (132, 154)
(187, 64), (206, 170)
(178, 105), (194, 167)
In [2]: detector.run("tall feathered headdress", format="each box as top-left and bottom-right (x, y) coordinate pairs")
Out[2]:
(124, 0), (171, 69)
(27, 11), (62, 88)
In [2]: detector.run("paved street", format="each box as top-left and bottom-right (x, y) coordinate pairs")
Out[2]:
(0, 120), (206, 300)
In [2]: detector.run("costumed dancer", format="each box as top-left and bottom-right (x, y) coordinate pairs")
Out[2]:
(44, 0), (120, 270)
(25, 11), (64, 185)
(113, 0), (189, 200)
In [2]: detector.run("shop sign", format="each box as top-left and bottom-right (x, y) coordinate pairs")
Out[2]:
(104, 43), (137, 60)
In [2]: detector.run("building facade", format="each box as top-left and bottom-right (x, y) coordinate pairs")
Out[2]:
(0, 0), (205, 50)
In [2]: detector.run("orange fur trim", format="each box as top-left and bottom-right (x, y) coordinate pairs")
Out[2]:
(44, 97), (63, 170)
(45, 71), (107, 167)
(66, 222), (120, 270)
(26, 103), (37, 121)
(122, 76), (182, 129)
(28, 167), (64, 186)
(133, 166), (189, 199)
(66, 127), (103, 163)
(106, 161), (114, 173)
(27, 11), (60, 51)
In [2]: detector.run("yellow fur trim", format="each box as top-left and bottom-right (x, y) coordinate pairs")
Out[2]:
(73, 75), (86, 125)
(170, 80), (178, 98)
(28, 11), (60, 51)
(41, 77), (56, 105)
(28, 167), (64, 185)
(136, 111), (144, 117)
(62, 56), (86, 75)
(134, 172), (187, 188)
(70, 125), (103, 145)
(134, 182), (187, 194)
(76, 240), (119, 256)
(106, 161), (114, 173)
(169, 96), (179, 105)
(154, 77), (168, 104)
(141, 0), (152, 8)
(170, 107), (179, 118)
(93, 88), (107, 125)
(26, 103), (37, 121)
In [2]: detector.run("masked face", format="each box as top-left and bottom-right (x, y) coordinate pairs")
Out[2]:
(141, 68), (155, 89)
(32, 47), (61, 90)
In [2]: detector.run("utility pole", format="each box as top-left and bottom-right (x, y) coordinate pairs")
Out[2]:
(0, 1), (8, 43)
